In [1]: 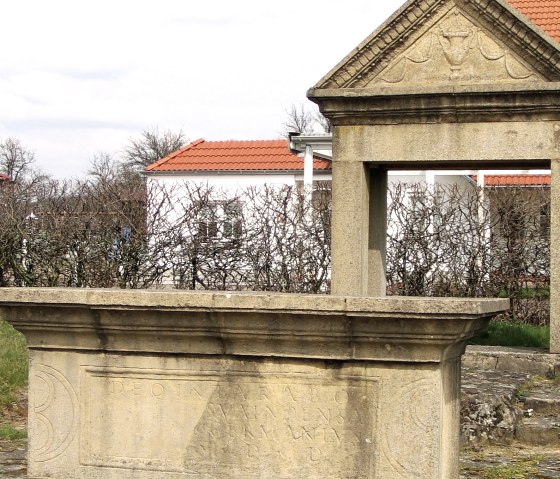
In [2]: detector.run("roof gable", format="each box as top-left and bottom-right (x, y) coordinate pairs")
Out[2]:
(144, 139), (332, 173)
(313, 0), (560, 90)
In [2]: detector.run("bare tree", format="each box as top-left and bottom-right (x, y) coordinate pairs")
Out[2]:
(122, 128), (187, 170)
(313, 110), (332, 134)
(281, 104), (331, 137)
(88, 152), (122, 183)
(0, 170), (550, 326)
(0, 138), (36, 182)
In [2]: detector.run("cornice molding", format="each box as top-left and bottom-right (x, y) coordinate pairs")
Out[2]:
(313, 84), (560, 125)
(0, 288), (507, 363)
(463, 0), (560, 79)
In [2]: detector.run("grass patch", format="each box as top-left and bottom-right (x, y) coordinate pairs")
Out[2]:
(0, 424), (27, 441)
(470, 319), (549, 348)
(0, 319), (28, 411)
(479, 456), (541, 479)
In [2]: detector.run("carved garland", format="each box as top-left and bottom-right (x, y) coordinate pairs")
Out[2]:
(462, 0), (560, 79)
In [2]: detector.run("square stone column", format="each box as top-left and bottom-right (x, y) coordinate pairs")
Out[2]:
(331, 128), (387, 296)
(0, 288), (508, 479)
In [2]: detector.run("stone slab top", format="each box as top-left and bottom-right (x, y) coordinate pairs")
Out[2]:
(0, 287), (508, 317)
(0, 288), (509, 363)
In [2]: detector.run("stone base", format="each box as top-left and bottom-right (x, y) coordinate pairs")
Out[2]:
(0, 288), (508, 479)
(28, 351), (454, 478)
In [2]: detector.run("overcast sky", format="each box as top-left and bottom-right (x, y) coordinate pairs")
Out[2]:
(1, 0), (405, 178)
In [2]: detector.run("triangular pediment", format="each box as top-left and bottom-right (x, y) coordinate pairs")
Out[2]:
(313, 0), (560, 90)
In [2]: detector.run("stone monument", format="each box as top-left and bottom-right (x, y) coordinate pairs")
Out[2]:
(5, 0), (552, 477)
(0, 288), (506, 478)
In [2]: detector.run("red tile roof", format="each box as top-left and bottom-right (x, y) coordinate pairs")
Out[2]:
(507, 0), (560, 43)
(145, 139), (332, 173)
(0, 173), (11, 182)
(483, 174), (551, 186)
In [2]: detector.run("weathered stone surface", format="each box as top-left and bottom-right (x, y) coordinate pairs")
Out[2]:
(460, 446), (560, 479)
(464, 346), (560, 376)
(551, 158), (560, 354)
(0, 288), (507, 479)
(0, 446), (26, 478)
(523, 388), (560, 415)
(3, 363), (560, 479)
(0, 288), (506, 362)
(516, 417), (560, 447)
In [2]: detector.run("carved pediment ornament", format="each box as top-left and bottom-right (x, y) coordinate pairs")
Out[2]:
(378, 10), (536, 84)
(439, 13), (475, 68)
(477, 34), (534, 80)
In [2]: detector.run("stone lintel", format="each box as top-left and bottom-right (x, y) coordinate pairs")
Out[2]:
(308, 82), (560, 126)
(0, 288), (508, 363)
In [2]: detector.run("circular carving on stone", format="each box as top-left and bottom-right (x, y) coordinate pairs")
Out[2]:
(31, 364), (78, 462)
(381, 379), (440, 477)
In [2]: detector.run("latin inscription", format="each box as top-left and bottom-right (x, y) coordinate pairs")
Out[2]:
(81, 366), (378, 478)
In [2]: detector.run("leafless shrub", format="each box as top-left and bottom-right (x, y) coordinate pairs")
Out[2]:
(0, 174), (550, 324)
(153, 181), (331, 293)
(386, 182), (550, 325)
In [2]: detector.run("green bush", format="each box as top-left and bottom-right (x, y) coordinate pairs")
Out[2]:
(470, 319), (550, 348)
(0, 319), (28, 411)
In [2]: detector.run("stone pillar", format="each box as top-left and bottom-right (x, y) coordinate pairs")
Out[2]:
(550, 159), (560, 353)
(368, 168), (387, 296)
(331, 128), (387, 296)
(0, 288), (508, 479)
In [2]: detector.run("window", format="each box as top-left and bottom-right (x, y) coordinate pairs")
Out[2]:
(197, 201), (242, 242)
(223, 202), (243, 239)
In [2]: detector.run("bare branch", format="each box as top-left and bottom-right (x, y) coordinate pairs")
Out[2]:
(122, 127), (187, 170)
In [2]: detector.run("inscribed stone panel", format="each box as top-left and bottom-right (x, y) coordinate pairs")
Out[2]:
(79, 360), (379, 479)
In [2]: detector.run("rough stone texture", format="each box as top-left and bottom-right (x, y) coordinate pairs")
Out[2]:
(0, 444), (26, 478)
(461, 347), (560, 448)
(2, 363), (559, 479)
(523, 387), (560, 415)
(516, 417), (560, 447)
(460, 367), (528, 445)
(330, 122), (559, 167)
(0, 288), (507, 479)
(330, 145), (387, 296)
(552, 158), (560, 353)
(460, 446), (560, 479)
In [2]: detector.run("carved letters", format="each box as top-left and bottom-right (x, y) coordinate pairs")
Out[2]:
(80, 366), (379, 478)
